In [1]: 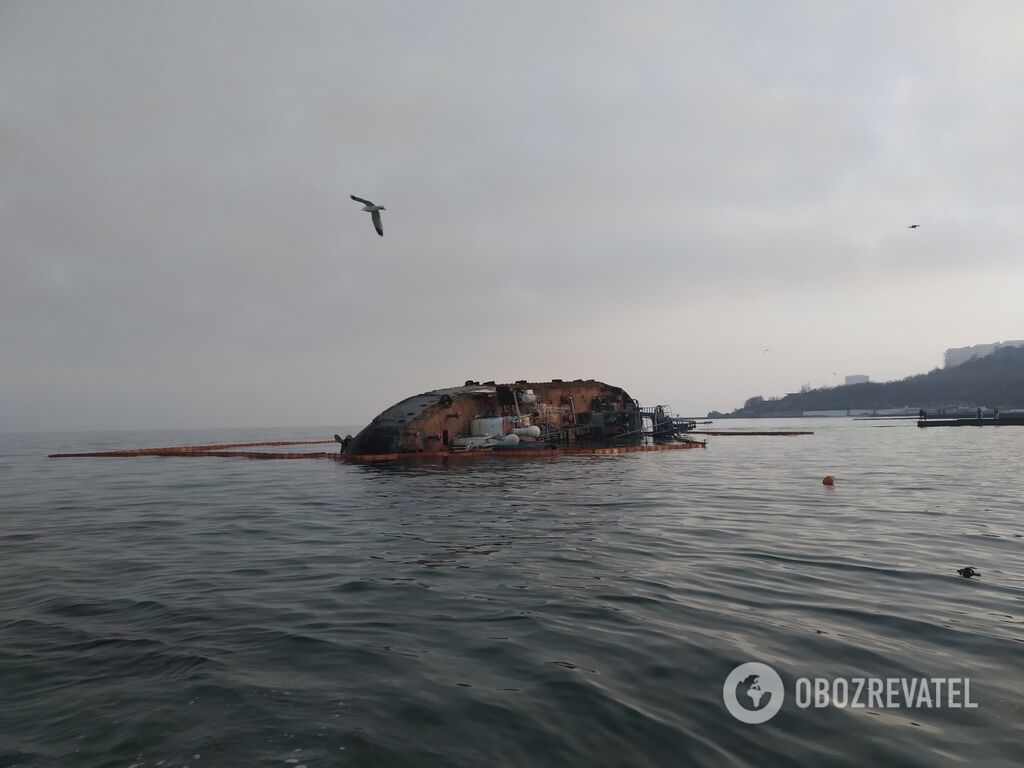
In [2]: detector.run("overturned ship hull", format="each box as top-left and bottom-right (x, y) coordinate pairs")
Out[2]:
(346, 379), (703, 460)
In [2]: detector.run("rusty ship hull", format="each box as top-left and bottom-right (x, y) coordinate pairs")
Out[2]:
(345, 379), (704, 461)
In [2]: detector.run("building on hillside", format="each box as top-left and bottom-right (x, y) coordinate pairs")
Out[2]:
(944, 339), (1024, 368)
(803, 408), (912, 417)
(844, 374), (869, 385)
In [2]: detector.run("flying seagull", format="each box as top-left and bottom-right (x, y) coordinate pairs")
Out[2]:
(908, 224), (920, 229)
(351, 195), (385, 237)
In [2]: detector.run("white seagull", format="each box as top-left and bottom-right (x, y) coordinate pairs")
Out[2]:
(351, 194), (385, 237)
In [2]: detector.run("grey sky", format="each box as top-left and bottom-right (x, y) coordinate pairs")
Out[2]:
(2, 1), (1022, 431)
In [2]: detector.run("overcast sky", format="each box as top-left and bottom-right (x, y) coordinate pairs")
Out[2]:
(2, 1), (1023, 432)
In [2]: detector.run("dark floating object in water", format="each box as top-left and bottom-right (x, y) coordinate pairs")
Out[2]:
(919, 415), (1024, 427)
(956, 567), (980, 579)
(344, 379), (707, 459)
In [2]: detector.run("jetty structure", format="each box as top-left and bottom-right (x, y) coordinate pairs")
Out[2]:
(917, 415), (1024, 428)
(344, 379), (703, 461)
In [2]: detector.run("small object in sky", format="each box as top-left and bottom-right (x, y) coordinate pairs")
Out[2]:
(351, 194), (386, 237)
(908, 224), (920, 229)
(763, 348), (772, 354)
(822, 474), (835, 486)
(956, 567), (980, 579)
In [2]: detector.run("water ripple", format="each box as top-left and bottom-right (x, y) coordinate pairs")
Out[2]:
(1, 421), (1022, 766)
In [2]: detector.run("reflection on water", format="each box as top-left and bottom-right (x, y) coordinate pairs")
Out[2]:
(0, 420), (1022, 767)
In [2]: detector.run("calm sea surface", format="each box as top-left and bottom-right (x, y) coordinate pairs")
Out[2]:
(1, 419), (1022, 767)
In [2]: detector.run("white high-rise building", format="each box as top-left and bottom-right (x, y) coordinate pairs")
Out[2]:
(944, 339), (1024, 368)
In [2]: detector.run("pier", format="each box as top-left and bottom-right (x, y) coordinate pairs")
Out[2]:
(917, 416), (1024, 428)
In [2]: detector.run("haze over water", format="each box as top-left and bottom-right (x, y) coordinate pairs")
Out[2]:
(1, 420), (1022, 767)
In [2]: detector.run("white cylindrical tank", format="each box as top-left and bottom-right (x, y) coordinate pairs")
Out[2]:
(512, 426), (541, 439)
(470, 417), (505, 437)
(490, 433), (520, 446)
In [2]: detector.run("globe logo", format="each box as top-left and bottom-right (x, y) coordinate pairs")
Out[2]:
(723, 662), (785, 724)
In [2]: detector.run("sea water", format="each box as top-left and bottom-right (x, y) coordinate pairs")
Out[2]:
(1, 420), (1021, 767)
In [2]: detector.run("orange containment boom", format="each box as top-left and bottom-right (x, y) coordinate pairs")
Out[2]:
(49, 439), (337, 459)
(50, 438), (706, 462)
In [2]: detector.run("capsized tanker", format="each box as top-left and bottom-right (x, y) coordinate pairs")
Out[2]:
(345, 379), (700, 459)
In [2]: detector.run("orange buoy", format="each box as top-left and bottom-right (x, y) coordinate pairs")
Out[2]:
(822, 475), (835, 486)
